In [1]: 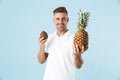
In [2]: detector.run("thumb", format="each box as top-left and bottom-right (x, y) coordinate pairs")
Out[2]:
(81, 45), (85, 53)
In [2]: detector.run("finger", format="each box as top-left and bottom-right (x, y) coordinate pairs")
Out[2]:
(41, 39), (47, 44)
(81, 45), (85, 53)
(72, 45), (75, 52)
(72, 45), (76, 54)
(38, 37), (42, 43)
(74, 45), (77, 52)
(39, 37), (44, 42)
(39, 37), (44, 40)
(38, 38), (45, 45)
(76, 45), (79, 52)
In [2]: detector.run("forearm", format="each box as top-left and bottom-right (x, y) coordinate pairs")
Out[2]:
(74, 54), (83, 69)
(38, 48), (48, 64)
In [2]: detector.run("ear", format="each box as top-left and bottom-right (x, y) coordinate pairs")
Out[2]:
(67, 17), (69, 22)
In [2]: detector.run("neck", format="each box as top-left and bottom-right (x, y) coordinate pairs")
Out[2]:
(57, 29), (68, 37)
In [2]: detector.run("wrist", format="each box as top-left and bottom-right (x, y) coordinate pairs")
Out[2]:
(40, 46), (45, 52)
(74, 54), (81, 58)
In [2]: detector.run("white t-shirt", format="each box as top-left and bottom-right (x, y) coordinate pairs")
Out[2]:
(43, 30), (76, 80)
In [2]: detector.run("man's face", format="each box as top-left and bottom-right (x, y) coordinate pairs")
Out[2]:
(53, 12), (69, 32)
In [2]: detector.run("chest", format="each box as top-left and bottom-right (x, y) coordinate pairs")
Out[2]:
(48, 37), (73, 56)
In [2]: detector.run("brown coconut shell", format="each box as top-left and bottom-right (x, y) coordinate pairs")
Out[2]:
(40, 31), (48, 40)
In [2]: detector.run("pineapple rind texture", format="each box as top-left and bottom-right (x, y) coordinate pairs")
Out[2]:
(74, 10), (89, 52)
(74, 30), (88, 52)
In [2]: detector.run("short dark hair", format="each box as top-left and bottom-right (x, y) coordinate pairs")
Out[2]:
(53, 7), (68, 15)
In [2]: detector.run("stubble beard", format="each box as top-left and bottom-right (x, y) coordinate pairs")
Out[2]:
(57, 23), (67, 32)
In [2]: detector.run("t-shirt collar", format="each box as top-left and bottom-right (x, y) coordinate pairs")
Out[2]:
(54, 29), (70, 38)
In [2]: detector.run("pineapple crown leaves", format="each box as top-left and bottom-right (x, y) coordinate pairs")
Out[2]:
(77, 10), (90, 30)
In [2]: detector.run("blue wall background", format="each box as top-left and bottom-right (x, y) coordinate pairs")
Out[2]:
(0, 0), (120, 80)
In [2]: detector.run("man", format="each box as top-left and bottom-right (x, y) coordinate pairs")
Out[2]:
(38, 7), (85, 80)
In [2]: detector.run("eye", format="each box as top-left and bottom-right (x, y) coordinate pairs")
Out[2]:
(56, 18), (59, 21)
(62, 18), (65, 20)
(62, 17), (66, 21)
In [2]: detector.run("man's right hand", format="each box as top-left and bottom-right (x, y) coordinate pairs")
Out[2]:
(38, 37), (48, 64)
(38, 37), (47, 50)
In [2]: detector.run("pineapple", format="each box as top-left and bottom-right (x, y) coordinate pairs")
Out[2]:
(73, 10), (90, 52)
